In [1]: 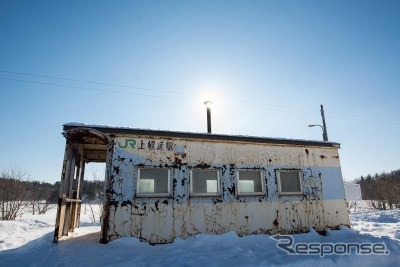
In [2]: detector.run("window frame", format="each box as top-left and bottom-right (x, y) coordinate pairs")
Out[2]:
(189, 168), (222, 197)
(136, 167), (171, 197)
(277, 169), (303, 195)
(236, 169), (265, 196)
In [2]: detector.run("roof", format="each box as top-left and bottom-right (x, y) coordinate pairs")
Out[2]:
(63, 123), (341, 148)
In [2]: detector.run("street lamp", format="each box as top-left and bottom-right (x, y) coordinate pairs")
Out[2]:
(308, 105), (329, 141)
(204, 101), (213, 133)
(308, 124), (326, 140)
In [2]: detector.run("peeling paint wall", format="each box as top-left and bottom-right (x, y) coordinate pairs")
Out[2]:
(104, 136), (349, 244)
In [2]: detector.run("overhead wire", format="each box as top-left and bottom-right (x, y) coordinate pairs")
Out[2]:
(0, 77), (193, 102)
(0, 70), (198, 97)
(0, 70), (321, 113)
(1, 70), (399, 125)
(0, 76), (322, 119)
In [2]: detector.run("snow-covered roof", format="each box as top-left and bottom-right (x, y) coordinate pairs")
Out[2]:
(63, 122), (340, 148)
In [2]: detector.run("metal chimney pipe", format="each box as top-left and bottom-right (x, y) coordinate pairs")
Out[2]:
(204, 101), (213, 133)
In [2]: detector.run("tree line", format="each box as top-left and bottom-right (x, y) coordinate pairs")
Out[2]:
(0, 168), (104, 220)
(354, 169), (400, 210)
(2, 167), (400, 220)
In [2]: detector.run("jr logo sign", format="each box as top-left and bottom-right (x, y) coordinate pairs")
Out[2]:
(117, 139), (136, 149)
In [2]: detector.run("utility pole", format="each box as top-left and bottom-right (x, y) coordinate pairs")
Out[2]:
(308, 105), (329, 141)
(320, 104), (328, 141)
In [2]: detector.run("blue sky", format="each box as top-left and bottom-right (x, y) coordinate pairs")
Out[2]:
(1, 1), (399, 183)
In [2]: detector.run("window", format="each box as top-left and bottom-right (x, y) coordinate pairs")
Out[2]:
(137, 168), (170, 196)
(190, 169), (220, 196)
(277, 170), (303, 195)
(237, 170), (264, 195)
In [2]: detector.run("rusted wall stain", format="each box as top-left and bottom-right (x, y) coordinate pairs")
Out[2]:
(103, 137), (349, 244)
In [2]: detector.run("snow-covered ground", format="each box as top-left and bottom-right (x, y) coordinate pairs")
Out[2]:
(0, 202), (399, 267)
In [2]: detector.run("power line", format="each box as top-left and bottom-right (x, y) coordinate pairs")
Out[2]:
(219, 101), (319, 117)
(0, 70), (199, 98)
(327, 113), (400, 125)
(0, 76), (323, 118)
(1, 70), (400, 125)
(326, 109), (400, 124)
(0, 70), (322, 112)
(0, 77), (193, 102)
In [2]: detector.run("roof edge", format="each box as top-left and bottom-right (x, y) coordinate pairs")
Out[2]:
(62, 123), (341, 148)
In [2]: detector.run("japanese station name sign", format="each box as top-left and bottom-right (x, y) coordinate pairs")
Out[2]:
(117, 138), (175, 152)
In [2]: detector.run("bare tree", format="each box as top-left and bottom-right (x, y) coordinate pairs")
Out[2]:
(0, 167), (28, 220)
(84, 169), (105, 223)
(356, 170), (400, 210)
(28, 183), (55, 215)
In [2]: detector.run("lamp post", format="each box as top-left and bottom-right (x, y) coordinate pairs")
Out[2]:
(308, 105), (328, 141)
(204, 101), (213, 133)
(308, 124), (325, 140)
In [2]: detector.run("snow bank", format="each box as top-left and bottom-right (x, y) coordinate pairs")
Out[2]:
(0, 203), (399, 267)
